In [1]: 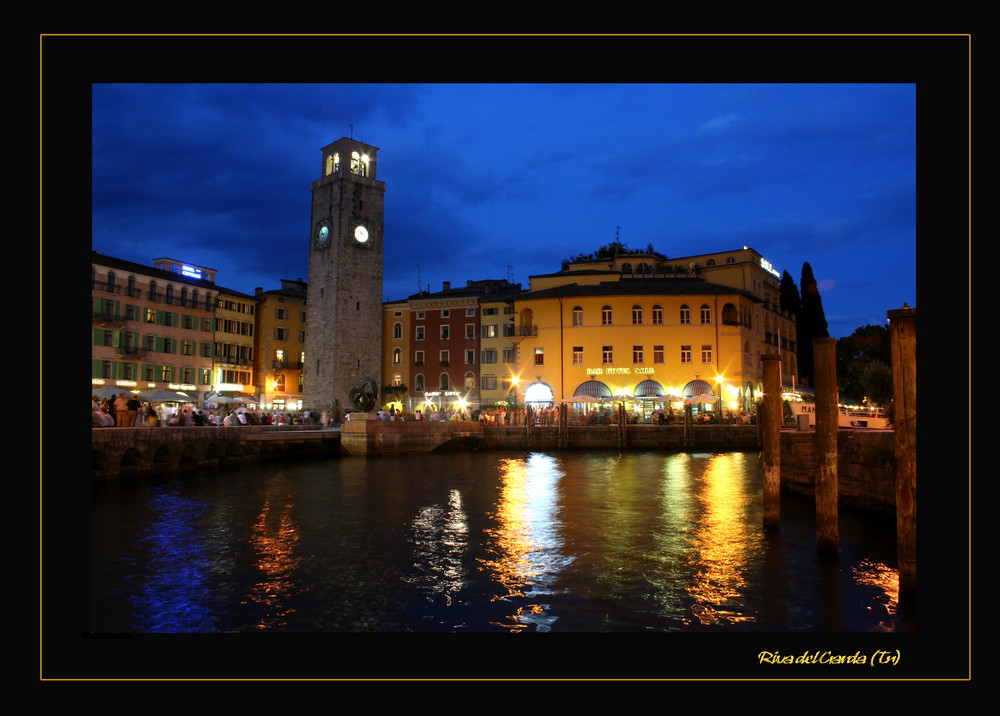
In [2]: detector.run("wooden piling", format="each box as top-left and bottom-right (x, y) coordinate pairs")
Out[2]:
(888, 305), (916, 599)
(761, 353), (782, 530)
(814, 337), (839, 554)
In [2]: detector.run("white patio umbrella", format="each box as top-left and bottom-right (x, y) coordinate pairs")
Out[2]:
(137, 388), (195, 403)
(91, 385), (135, 400)
(686, 393), (719, 404)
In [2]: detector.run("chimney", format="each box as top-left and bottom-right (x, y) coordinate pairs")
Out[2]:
(443, 281), (451, 291)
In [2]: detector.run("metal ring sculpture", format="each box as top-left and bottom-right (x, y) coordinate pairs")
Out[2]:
(349, 378), (379, 413)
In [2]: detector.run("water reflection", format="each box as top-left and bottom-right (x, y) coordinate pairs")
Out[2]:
(682, 452), (762, 626)
(480, 453), (569, 631)
(128, 487), (219, 632)
(406, 489), (469, 606)
(244, 497), (302, 630)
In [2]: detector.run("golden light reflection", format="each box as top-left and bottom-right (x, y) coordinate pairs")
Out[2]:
(851, 558), (900, 632)
(479, 454), (567, 632)
(244, 498), (302, 630)
(683, 453), (761, 625)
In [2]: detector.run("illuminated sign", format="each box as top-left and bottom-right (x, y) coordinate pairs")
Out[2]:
(759, 258), (780, 278)
(181, 265), (203, 279)
(586, 367), (655, 375)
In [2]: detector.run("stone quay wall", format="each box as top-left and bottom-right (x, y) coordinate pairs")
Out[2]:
(779, 429), (897, 515)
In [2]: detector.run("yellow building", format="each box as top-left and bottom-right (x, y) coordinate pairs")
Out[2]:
(510, 247), (792, 420)
(213, 287), (257, 401)
(253, 278), (307, 411)
(383, 298), (412, 412)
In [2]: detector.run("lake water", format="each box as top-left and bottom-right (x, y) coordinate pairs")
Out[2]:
(91, 450), (903, 633)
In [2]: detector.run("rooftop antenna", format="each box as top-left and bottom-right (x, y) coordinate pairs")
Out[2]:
(349, 124), (354, 139)
(417, 264), (422, 292)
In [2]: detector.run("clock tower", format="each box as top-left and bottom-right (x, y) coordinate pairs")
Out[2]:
(303, 137), (385, 417)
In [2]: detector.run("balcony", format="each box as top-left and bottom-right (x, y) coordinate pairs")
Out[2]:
(92, 310), (125, 327)
(116, 344), (148, 359)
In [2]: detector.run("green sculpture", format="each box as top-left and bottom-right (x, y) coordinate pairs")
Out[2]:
(349, 378), (379, 413)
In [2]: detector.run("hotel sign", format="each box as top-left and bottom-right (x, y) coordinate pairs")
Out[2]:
(586, 367), (656, 376)
(759, 258), (780, 278)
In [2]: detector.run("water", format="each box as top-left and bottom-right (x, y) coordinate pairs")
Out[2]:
(91, 450), (904, 641)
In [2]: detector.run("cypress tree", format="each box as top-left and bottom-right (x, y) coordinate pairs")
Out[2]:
(797, 261), (830, 386)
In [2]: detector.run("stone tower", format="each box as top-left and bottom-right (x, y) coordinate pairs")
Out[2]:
(303, 137), (385, 416)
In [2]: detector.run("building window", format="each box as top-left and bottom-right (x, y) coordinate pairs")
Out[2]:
(392, 373), (403, 387)
(392, 348), (402, 365)
(482, 375), (498, 390)
(440, 350), (450, 366)
(633, 345), (644, 364)
(602, 306), (613, 325)
(441, 309), (450, 318)
(653, 345), (664, 363)
(466, 324), (475, 339)
(572, 307), (583, 326)
(702, 344), (713, 363)
(700, 304), (712, 324)
(393, 322), (403, 339)
(572, 346), (583, 365)
(534, 347), (544, 366)
(483, 324), (498, 339)
(415, 374), (425, 391)
(416, 326), (425, 341)
(632, 305), (643, 325)
(481, 349), (498, 364)
(440, 373), (450, 391)
(603, 346), (613, 364)
(440, 325), (450, 340)
(415, 350), (424, 366)
(652, 305), (663, 325)
(465, 372), (475, 389)
(680, 305), (691, 324)
(681, 345), (692, 364)
(465, 349), (475, 364)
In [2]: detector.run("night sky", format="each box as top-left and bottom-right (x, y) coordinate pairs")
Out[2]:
(74, 37), (965, 341)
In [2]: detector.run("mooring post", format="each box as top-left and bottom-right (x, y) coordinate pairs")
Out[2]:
(761, 353), (782, 529)
(814, 337), (839, 554)
(888, 305), (916, 599)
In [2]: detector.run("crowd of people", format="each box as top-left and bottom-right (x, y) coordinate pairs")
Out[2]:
(91, 393), (323, 428)
(93, 394), (758, 429)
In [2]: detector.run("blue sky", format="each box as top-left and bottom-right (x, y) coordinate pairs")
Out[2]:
(82, 39), (953, 341)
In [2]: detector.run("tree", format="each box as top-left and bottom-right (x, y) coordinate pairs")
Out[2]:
(835, 324), (891, 404)
(797, 262), (829, 386)
(779, 269), (801, 317)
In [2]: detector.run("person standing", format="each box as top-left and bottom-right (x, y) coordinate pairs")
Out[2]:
(126, 393), (142, 426)
(114, 392), (130, 427)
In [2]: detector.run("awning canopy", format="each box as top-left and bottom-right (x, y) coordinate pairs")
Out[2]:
(572, 380), (612, 398)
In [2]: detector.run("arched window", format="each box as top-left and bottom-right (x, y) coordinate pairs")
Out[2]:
(393, 322), (403, 339)
(700, 304), (711, 324)
(415, 374), (425, 391)
(572, 306), (583, 326)
(621, 262), (633, 274)
(602, 305), (613, 325)
(706, 258), (716, 266)
(126, 275), (137, 297)
(165, 284), (174, 305)
(680, 304), (691, 324)
(652, 304), (663, 324)
(632, 304), (643, 325)
(392, 347), (402, 365)
(351, 151), (368, 176)
(465, 372), (475, 390)
(638, 262), (651, 274)
(105, 271), (116, 293)
(192, 290), (199, 309)
(180, 287), (188, 307)
(149, 280), (158, 302)
(440, 373), (450, 391)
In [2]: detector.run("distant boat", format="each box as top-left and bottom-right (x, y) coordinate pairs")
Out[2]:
(789, 401), (891, 429)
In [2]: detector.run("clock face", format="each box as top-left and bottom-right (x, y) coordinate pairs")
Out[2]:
(354, 225), (369, 243)
(316, 224), (330, 247)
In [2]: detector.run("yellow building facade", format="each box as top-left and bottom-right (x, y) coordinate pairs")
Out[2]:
(253, 279), (307, 411)
(509, 247), (793, 419)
